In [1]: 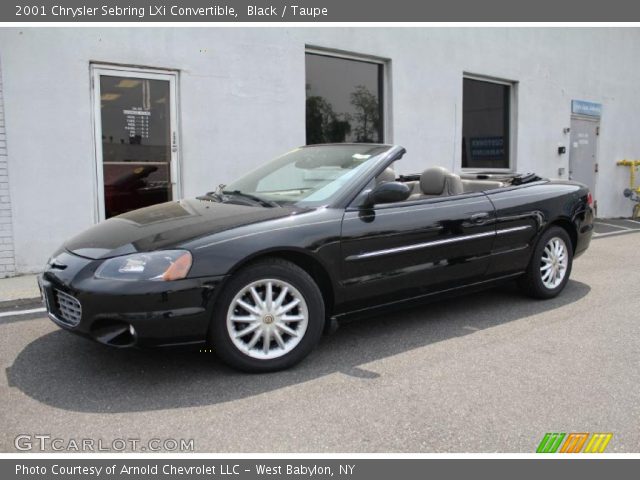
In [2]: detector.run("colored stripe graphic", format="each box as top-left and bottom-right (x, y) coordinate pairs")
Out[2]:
(536, 433), (566, 453)
(584, 433), (613, 453)
(537, 433), (613, 453)
(560, 433), (589, 453)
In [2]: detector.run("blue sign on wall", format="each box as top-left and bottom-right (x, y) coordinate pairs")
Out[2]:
(572, 100), (602, 117)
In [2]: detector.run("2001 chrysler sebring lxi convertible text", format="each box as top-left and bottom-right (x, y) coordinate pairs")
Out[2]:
(39, 144), (594, 371)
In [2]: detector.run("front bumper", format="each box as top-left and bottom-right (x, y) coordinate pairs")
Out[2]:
(39, 250), (226, 348)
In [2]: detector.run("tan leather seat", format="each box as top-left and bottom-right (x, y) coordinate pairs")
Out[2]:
(461, 179), (504, 192)
(410, 166), (463, 200)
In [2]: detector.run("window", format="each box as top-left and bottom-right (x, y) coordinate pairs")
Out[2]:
(305, 52), (384, 145)
(462, 77), (512, 170)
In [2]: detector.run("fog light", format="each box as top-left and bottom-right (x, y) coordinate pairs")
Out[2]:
(91, 320), (137, 348)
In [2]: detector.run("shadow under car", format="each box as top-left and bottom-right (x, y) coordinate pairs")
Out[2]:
(5, 280), (590, 413)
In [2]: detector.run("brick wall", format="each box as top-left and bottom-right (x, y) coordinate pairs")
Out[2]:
(0, 57), (16, 277)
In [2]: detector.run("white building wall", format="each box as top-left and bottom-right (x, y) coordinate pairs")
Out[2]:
(0, 56), (16, 277)
(0, 27), (639, 274)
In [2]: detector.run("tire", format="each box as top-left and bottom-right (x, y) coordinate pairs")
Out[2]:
(518, 226), (573, 299)
(209, 258), (325, 372)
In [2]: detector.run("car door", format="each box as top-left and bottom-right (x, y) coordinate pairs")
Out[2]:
(339, 192), (497, 313)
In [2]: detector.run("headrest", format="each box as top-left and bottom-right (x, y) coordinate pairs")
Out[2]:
(376, 167), (396, 185)
(420, 166), (450, 195)
(420, 166), (463, 196)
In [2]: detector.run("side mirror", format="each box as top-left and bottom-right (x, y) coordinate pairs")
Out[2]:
(363, 181), (411, 207)
(623, 188), (633, 198)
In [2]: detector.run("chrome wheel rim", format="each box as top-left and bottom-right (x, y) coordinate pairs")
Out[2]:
(540, 237), (568, 289)
(226, 279), (309, 360)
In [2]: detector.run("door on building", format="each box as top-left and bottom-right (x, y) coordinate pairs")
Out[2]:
(92, 66), (179, 220)
(569, 116), (599, 200)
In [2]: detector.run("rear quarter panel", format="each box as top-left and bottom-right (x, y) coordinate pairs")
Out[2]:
(485, 180), (593, 277)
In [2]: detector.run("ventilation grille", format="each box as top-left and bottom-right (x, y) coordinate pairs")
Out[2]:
(54, 289), (82, 326)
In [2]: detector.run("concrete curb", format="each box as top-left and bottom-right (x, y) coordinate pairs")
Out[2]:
(0, 273), (41, 305)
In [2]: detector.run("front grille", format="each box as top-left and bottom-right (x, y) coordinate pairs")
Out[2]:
(54, 289), (82, 327)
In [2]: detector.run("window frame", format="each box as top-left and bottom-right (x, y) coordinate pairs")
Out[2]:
(461, 73), (518, 173)
(305, 47), (392, 145)
(90, 63), (182, 223)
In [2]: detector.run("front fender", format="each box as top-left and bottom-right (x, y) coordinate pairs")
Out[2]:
(182, 208), (344, 278)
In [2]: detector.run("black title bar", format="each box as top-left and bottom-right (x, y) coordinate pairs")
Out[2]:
(4, 0), (640, 22)
(3, 459), (640, 480)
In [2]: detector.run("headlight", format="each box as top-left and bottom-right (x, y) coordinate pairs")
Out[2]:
(95, 250), (192, 281)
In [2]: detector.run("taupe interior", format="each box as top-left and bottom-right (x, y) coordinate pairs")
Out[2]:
(375, 166), (505, 200)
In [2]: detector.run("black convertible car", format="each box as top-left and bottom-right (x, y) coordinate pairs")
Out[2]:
(39, 144), (594, 371)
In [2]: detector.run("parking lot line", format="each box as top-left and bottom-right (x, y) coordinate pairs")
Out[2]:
(618, 218), (640, 225)
(593, 229), (640, 239)
(595, 221), (632, 230)
(0, 307), (45, 318)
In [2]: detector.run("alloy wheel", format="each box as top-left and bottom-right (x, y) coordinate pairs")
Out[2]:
(226, 278), (309, 360)
(540, 236), (569, 289)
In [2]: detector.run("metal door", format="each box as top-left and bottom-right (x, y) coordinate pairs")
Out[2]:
(569, 116), (598, 197)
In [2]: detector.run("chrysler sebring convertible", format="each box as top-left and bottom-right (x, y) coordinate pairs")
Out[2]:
(39, 144), (594, 371)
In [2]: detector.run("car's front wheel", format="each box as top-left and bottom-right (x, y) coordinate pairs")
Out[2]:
(209, 258), (325, 372)
(518, 226), (573, 299)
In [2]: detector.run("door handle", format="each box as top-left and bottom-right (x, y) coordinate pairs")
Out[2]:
(470, 212), (490, 224)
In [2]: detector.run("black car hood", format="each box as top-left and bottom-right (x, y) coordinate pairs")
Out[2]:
(64, 199), (303, 260)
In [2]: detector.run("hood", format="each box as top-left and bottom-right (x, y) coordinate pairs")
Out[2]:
(64, 199), (303, 260)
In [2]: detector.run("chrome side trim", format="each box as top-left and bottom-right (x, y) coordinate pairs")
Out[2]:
(350, 231), (494, 260)
(348, 225), (532, 261)
(496, 225), (532, 235)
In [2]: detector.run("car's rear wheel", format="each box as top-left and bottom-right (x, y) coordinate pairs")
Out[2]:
(518, 226), (573, 299)
(209, 258), (324, 372)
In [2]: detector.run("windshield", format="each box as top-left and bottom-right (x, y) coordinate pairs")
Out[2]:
(222, 144), (391, 206)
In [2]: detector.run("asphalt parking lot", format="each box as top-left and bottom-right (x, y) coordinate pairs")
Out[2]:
(1, 230), (639, 453)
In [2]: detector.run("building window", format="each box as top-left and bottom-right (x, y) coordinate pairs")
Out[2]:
(305, 52), (384, 145)
(462, 77), (512, 169)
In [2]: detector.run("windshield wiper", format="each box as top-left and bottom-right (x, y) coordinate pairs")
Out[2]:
(197, 191), (224, 202)
(222, 190), (280, 208)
